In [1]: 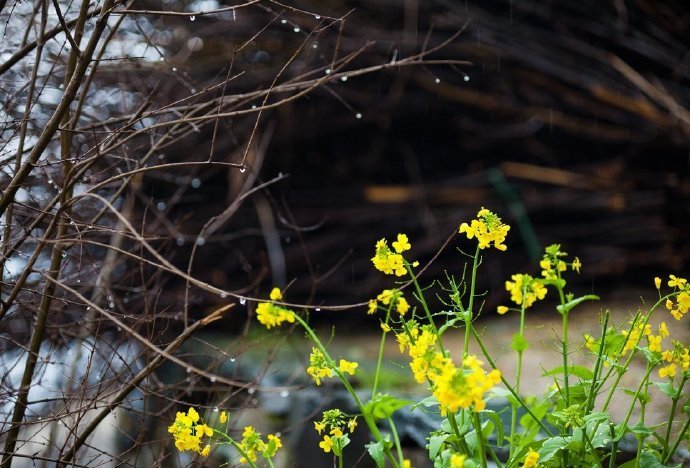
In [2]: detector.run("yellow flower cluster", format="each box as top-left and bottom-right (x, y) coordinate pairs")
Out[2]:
(540, 244), (580, 279)
(306, 347), (334, 385)
(459, 207), (510, 251)
(505, 273), (547, 309)
(256, 287), (296, 329)
(450, 453), (466, 467)
(397, 325), (500, 413)
(621, 321), (655, 355)
(314, 409), (357, 454)
(371, 234), (411, 276)
(659, 340), (690, 379)
(368, 289), (410, 316)
(664, 275), (689, 320)
(433, 355), (502, 414)
(237, 426), (282, 464)
(522, 447), (540, 468)
(168, 407), (213, 457)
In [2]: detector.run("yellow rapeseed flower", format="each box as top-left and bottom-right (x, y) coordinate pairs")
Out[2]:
(523, 447), (540, 468)
(319, 435), (333, 453)
(392, 233), (411, 253)
(505, 274), (547, 309)
(372, 238), (407, 276)
(347, 418), (357, 432)
(314, 421), (326, 433)
(571, 257), (582, 273)
(459, 207), (510, 251)
(256, 289), (296, 329)
(668, 275), (687, 288)
(219, 411), (227, 424)
(497, 305), (509, 315)
(269, 287), (283, 301)
(450, 453), (467, 467)
(654, 277), (662, 289)
(338, 359), (358, 375)
(168, 407), (214, 456)
(307, 348), (334, 385)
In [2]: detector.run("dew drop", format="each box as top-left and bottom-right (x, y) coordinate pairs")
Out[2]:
(293, 27), (300, 33)
(435, 78), (440, 84)
(191, 178), (201, 188)
(315, 307), (321, 311)
(248, 388), (256, 394)
(230, 357), (236, 362)
(314, 15), (321, 19)
(239, 297), (246, 305)
(176, 237), (185, 246)
(210, 376), (216, 383)
(464, 75), (470, 81)
(159, 56), (165, 61)
(156, 201), (166, 211)
(172, 67), (178, 72)
(240, 166), (246, 173)
(220, 292), (227, 298)
(355, 113), (362, 119)
(312, 43), (318, 49)
(325, 68), (331, 75)
(186, 367), (192, 373)
(196, 237), (206, 246)
(109, 302), (115, 308)
(76, 278), (80, 283)
(117, 326), (122, 331)
(189, 15), (195, 21)
(281, 19), (287, 24)
(341, 75), (348, 82)
(280, 390), (289, 397)
(251, 104), (257, 109)
(213, 407), (219, 412)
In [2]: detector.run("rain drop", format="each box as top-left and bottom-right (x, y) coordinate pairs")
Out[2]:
(186, 367), (192, 373)
(213, 407), (219, 412)
(464, 75), (470, 82)
(293, 27), (300, 33)
(239, 297), (246, 305)
(220, 292), (227, 298)
(281, 19), (287, 24)
(76, 278), (81, 283)
(61, 251), (67, 258)
(248, 388), (256, 394)
(341, 76), (348, 82)
(435, 78), (440, 84)
(325, 68), (331, 75)
(189, 15), (195, 21)
(210, 376), (216, 383)
(196, 237), (206, 246)
(176, 237), (185, 246)
(159, 56), (165, 61)
(315, 307), (321, 311)
(314, 15), (321, 19)
(240, 166), (246, 173)
(312, 43), (318, 49)
(172, 67), (178, 72)
(280, 390), (289, 397)
(230, 357), (236, 362)
(251, 104), (257, 109)
(191, 178), (201, 188)
(156, 201), (166, 211)
(117, 326), (122, 331)
(355, 113), (362, 119)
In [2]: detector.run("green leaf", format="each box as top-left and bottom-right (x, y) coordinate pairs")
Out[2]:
(617, 449), (681, 468)
(542, 365), (594, 380)
(427, 434), (449, 460)
(538, 436), (570, 462)
(651, 381), (676, 399)
(366, 441), (386, 468)
(511, 333), (529, 352)
(363, 394), (413, 420)
(483, 410), (505, 446)
(556, 294), (599, 315)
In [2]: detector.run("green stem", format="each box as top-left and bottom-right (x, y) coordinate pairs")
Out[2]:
(212, 429), (259, 468)
(406, 262), (445, 356)
(634, 400), (646, 468)
(473, 411), (487, 468)
(464, 246), (481, 356)
(471, 326), (554, 437)
(661, 374), (689, 461)
(371, 306), (392, 398)
(387, 417), (405, 466)
(509, 302), (527, 459)
(293, 315), (399, 468)
(663, 414), (690, 464)
(618, 364), (654, 436)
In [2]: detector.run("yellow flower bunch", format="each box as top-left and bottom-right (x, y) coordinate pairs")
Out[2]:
(371, 234), (411, 276)
(621, 320), (652, 354)
(522, 447), (540, 468)
(450, 453), (467, 467)
(459, 207), (510, 251)
(504, 273), (547, 309)
(397, 325), (444, 383)
(306, 347), (334, 385)
(237, 426), (282, 464)
(432, 355), (501, 414)
(167, 407), (213, 456)
(540, 244), (580, 279)
(314, 409), (357, 454)
(256, 287), (296, 329)
(664, 274), (689, 320)
(368, 289), (410, 316)
(659, 340), (690, 379)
